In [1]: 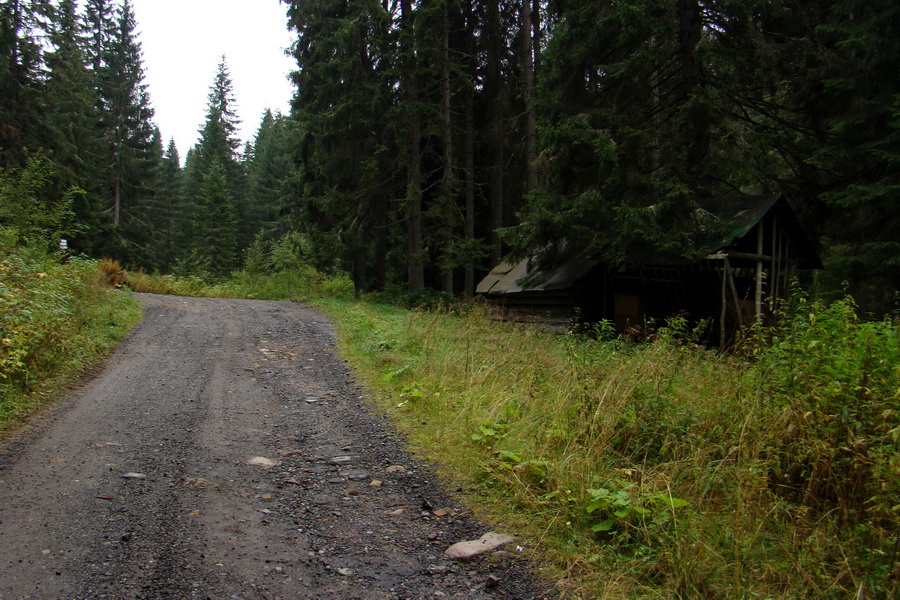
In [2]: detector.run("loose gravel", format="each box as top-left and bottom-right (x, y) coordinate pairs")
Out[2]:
(0, 293), (557, 600)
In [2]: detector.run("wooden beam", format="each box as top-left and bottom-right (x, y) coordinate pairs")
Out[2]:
(755, 223), (764, 319)
(724, 251), (775, 263)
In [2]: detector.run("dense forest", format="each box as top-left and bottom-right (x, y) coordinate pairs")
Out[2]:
(1, 0), (897, 313)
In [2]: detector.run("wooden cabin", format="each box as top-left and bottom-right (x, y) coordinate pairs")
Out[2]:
(477, 194), (822, 344)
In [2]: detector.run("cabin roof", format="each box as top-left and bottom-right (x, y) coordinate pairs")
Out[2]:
(477, 194), (821, 295)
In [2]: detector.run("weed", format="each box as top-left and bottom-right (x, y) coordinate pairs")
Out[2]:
(585, 479), (688, 542)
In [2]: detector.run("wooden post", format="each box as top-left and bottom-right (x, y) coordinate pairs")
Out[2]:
(720, 258), (728, 348)
(728, 259), (744, 328)
(755, 222), (764, 319)
(770, 220), (776, 304)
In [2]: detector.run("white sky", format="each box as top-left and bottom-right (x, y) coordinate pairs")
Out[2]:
(129, 0), (296, 160)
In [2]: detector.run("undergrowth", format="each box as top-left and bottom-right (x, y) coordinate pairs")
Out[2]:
(319, 296), (899, 599)
(1, 240), (140, 431)
(118, 262), (356, 301)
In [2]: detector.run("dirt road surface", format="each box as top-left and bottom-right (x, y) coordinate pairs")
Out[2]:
(0, 294), (553, 600)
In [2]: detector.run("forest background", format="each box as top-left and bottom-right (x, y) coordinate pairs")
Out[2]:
(1, 0), (898, 315)
(2, 1), (900, 597)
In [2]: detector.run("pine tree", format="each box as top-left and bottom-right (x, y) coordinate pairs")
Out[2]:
(284, 0), (395, 292)
(0, 0), (49, 166)
(90, 0), (158, 263)
(184, 59), (245, 273)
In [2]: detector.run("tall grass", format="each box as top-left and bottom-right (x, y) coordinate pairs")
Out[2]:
(320, 297), (899, 599)
(120, 264), (356, 301)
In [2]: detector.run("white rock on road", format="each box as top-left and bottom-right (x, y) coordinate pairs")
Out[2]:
(445, 532), (516, 561)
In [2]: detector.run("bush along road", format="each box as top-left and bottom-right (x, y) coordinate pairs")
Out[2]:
(0, 294), (551, 600)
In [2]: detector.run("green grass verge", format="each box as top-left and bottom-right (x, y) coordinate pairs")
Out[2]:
(0, 253), (141, 432)
(314, 297), (899, 600)
(122, 264), (356, 301)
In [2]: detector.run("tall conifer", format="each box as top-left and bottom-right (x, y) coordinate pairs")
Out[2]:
(284, 0), (395, 292)
(0, 0), (48, 165)
(195, 160), (238, 276)
(143, 135), (183, 271)
(246, 110), (293, 242)
(184, 59), (245, 274)
(88, 0), (157, 264)
(42, 0), (106, 253)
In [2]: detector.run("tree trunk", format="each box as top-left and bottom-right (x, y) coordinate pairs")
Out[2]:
(676, 0), (709, 193)
(487, 0), (504, 265)
(522, 0), (538, 194)
(463, 0), (477, 298)
(439, 0), (454, 295)
(463, 83), (476, 298)
(352, 245), (367, 297)
(375, 206), (388, 292)
(114, 176), (121, 226)
(402, 0), (424, 292)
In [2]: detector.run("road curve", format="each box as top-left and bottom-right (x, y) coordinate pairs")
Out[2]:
(0, 294), (548, 600)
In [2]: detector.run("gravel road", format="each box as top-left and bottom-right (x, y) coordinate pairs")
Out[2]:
(0, 294), (553, 600)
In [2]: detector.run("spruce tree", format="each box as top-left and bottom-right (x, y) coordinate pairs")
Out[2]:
(184, 59), (245, 273)
(191, 58), (242, 184)
(0, 0), (49, 166)
(245, 110), (293, 243)
(41, 0), (106, 253)
(82, 0), (115, 74)
(273, 0), (896, 309)
(284, 0), (395, 291)
(143, 135), (183, 271)
(781, 0), (900, 312)
(90, 0), (158, 263)
(195, 160), (238, 277)
(509, 0), (730, 266)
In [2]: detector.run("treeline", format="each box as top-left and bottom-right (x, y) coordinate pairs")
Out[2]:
(2, 0), (898, 312)
(284, 0), (899, 311)
(0, 0), (288, 277)
(2, 0), (157, 262)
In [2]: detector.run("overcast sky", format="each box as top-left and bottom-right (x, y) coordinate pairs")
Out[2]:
(130, 0), (296, 160)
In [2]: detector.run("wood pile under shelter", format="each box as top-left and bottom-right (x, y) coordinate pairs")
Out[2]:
(477, 194), (822, 345)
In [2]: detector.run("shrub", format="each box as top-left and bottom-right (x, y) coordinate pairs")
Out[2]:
(0, 152), (79, 248)
(752, 297), (899, 512)
(1, 247), (100, 388)
(97, 258), (130, 288)
(322, 272), (356, 300)
(747, 296), (900, 594)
